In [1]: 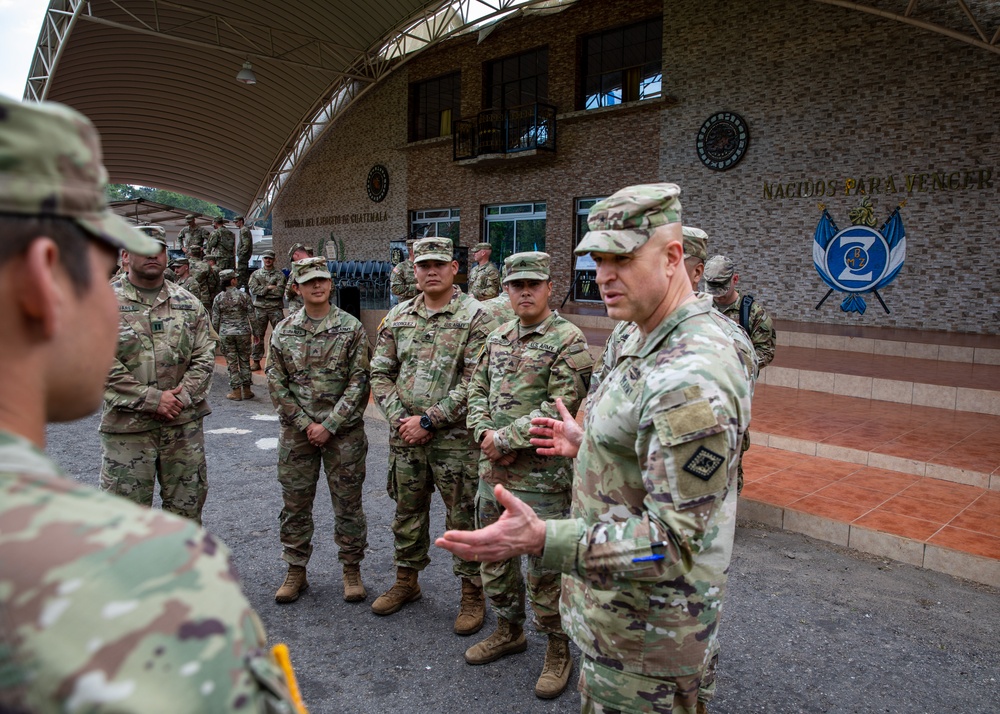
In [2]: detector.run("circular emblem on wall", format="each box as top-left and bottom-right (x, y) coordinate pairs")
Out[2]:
(822, 225), (891, 293)
(696, 112), (749, 171)
(366, 164), (389, 202)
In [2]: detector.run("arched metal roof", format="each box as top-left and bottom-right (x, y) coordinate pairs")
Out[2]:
(25, 0), (1000, 219)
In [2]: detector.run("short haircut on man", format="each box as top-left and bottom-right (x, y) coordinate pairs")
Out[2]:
(0, 215), (99, 293)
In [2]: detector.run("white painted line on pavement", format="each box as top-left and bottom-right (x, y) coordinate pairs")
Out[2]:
(256, 437), (279, 450)
(207, 428), (252, 434)
(251, 414), (279, 421)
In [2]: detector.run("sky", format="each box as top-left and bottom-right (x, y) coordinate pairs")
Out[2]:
(0, 0), (51, 101)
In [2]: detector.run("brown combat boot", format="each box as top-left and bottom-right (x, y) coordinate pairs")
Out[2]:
(274, 565), (308, 603)
(226, 389), (243, 401)
(250, 359), (261, 371)
(342, 563), (367, 602)
(454, 578), (485, 635)
(464, 617), (527, 665)
(242, 385), (255, 399)
(371, 567), (421, 615)
(534, 635), (573, 699)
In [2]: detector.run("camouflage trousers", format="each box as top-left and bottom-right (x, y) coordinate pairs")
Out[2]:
(386, 441), (478, 579)
(578, 653), (717, 714)
(737, 429), (750, 495)
(99, 419), (207, 523)
(277, 423), (368, 567)
(216, 257), (235, 271)
(476, 479), (569, 635)
(220, 334), (252, 389)
(251, 305), (285, 361)
(238, 267), (251, 288)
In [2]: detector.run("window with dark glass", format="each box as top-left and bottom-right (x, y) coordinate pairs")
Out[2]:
(485, 47), (549, 110)
(410, 72), (460, 141)
(582, 17), (662, 110)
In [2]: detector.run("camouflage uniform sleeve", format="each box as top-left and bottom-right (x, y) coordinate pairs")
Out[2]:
(247, 271), (265, 298)
(466, 339), (495, 443)
(498, 335), (593, 451)
(484, 265), (501, 299)
(272, 271), (286, 297)
(283, 277), (296, 303)
(266, 327), (313, 432)
(319, 323), (370, 436)
(425, 308), (497, 429)
(749, 301), (776, 368)
(389, 265), (407, 298)
(370, 315), (408, 425)
(176, 301), (216, 409)
(104, 356), (164, 413)
(210, 292), (222, 334)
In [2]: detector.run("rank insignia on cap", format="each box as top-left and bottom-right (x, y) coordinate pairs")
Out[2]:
(683, 446), (725, 481)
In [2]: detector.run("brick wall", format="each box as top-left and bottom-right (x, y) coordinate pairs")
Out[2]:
(273, 0), (1000, 333)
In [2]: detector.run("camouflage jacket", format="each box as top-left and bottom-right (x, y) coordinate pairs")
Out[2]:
(237, 226), (253, 269)
(177, 225), (211, 251)
(480, 293), (516, 326)
(267, 306), (370, 435)
(371, 287), (496, 448)
(539, 295), (752, 678)
(212, 286), (253, 336)
(207, 227), (236, 262)
(590, 319), (638, 396)
(716, 289), (776, 369)
(102, 278), (215, 434)
(468, 312), (592, 492)
(283, 275), (303, 314)
(248, 267), (287, 309)
(0, 430), (295, 713)
(179, 274), (207, 304)
(468, 261), (501, 301)
(188, 258), (212, 304)
(389, 260), (418, 301)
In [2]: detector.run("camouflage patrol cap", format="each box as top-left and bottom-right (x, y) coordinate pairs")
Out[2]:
(503, 251), (550, 283)
(292, 256), (331, 283)
(288, 242), (310, 260)
(413, 237), (454, 264)
(473, 242), (492, 252)
(168, 256), (189, 268)
(681, 226), (708, 262)
(576, 183), (682, 256)
(136, 225), (167, 248)
(213, 216), (226, 225)
(0, 96), (160, 256)
(261, 249), (275, 259)
(704, 254), (736, 296)
(218, 269), (237, 283)
(234, 215), (244, 222)
(184, 213), (198, 220)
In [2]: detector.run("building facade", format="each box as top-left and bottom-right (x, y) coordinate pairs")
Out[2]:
(273, 0), (1000, 333)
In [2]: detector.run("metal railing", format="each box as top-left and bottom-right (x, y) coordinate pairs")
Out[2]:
(454, 103), (556, 160)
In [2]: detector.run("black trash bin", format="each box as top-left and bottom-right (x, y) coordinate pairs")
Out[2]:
(338, 285), (361, 321)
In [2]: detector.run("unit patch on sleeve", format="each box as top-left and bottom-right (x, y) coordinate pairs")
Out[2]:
(683, 445), (725, 482)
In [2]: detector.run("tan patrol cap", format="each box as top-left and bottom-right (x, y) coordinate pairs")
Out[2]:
(413, 237), (453, 264)
(576, 183), (682, 256)
(681, 226), (708, 262)
(503, 251), (550, 283)
(292, 256), (331, 283)
(704, 255), (737, 296)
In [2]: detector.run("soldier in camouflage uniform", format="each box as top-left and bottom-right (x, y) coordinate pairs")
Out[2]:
(468, 241), (501, 300)
(480, 287), (516, 325)
(186, 243), (213, 310)
(389, 238), (419, 305)
(705, 254), (775, 493)
(177, 212), (211, 253)
(283, 242), (312, 314)
(207, 215), (236, 271)
(170, 255), (208, 305)
(248, 248), (287, 370)
(370, 237), (497, 634)
(438, 184), (752, 714)
(267, 257), (371, 604)
(235, 215), (254, 286)
(213, 269), (255, 401)
(101, 228), (216, 524)
(465, 252), (593, 700)
(0, 94), (297, 713)
(204, 249), (223, 307)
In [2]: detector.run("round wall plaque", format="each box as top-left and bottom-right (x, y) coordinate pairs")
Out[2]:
(696, 112), (749, 171)
(366, 164), (389, 202)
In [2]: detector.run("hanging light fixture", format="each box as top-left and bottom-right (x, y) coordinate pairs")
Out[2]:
(236, 59), (257, 85)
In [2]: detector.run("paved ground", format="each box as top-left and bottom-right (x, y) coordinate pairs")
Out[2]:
(47, 372), (999, 714)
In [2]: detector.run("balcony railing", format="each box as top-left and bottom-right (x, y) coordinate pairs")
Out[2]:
(453, 103), (557, 161)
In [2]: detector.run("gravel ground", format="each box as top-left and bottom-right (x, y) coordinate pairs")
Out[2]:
(46, 372), (1000, 714)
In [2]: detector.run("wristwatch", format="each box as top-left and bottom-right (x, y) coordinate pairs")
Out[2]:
(419, 414), (435, 431)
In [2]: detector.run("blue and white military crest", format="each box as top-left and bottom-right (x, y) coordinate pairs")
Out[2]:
(813, 196), (906, 314)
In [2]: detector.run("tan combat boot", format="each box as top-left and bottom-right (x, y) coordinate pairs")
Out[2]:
(242, 385), (255, 399)
(534, 635), (573, 699)
(342, 563), (367, 602)
(274, 565), (308, 603)
(464, 617), (527, 665)
(454, 578), (485, 635)
(250, 359), (261, 371)
(226, 389), (243, 400)
(371, 567), (421, 615)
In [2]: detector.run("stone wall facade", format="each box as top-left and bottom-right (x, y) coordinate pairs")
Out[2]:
(273, 0), (1000, 333)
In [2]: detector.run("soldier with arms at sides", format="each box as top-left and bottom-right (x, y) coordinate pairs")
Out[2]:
(235, 215), (254, 287)
(248, 248), (287, 370)
(0, 94), (297, 713)
(267, 257), (371, 604)
(213, 268), (255, 401)
(438, 184), (751, 714)
(468, 241), (501, 300)
(465, 252), (593, 700)
(177, 212), (210, 254)
(206, 215), (236, 271)
(389, 237), (419, 305)
(370, 237), (497, 635)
